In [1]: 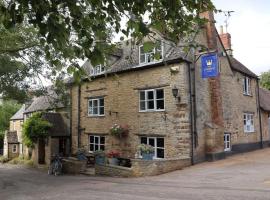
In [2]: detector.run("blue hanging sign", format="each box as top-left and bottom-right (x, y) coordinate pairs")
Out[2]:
(201, 53), (219, 78)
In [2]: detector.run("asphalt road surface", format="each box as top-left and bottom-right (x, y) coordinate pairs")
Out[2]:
(1, 149), (270, 200)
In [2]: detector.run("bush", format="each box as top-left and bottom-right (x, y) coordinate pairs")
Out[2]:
(22, 112), (52, 148)
(8, 156), (34, 167)
(0, 156), (10, 163)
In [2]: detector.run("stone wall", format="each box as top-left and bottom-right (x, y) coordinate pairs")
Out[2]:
(71, 63), (192, 160)
(261, 110), (270, 143)
(95, 158), (191, 177)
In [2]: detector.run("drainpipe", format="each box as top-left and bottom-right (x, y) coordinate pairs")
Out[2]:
(77, 85), (81, 149)
(257, 79), (263, 148)
(69, 87), (73, 156)
(188, 62), (195, 165)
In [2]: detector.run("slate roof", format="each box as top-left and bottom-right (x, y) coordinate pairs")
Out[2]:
(81, 39), (191, 76)
(10, 105), (25, 120)
(42, 113), (69, 137)
(259, 88), (270, 112)
(6, 131), (19, 143)
(24, 93), (64, 114)
(229, 57), (258, 78)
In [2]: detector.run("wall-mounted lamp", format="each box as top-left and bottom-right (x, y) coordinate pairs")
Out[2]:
(172, 86), (181, 103)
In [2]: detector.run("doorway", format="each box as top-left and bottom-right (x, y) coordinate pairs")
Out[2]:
(38, 139), (45, 164)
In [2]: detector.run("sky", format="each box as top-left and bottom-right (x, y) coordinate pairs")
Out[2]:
(213, 0), (270, 75)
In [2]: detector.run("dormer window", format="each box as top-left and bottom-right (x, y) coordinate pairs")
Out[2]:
(243, 76), (251, 95)
(139, 42), (163, 64)
(90, 64), (105, 76)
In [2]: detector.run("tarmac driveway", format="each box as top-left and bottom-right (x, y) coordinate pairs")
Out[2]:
(1, 148), (270, 200)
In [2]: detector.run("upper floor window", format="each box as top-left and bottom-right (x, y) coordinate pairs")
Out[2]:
(243, 76), (251, 95)
(140, 89), (165, 112)
(139, 42), (163, 64)
(90, 64), (105, 76)
(244, 113), (254, 133)
(88, 97), (105, 116)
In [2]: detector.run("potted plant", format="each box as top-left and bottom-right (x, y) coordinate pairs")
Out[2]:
(106, 150), (120, 165)
(94, 150), (106, 165)
(110, 124), (129, 138)
(137, 144), (155, 160)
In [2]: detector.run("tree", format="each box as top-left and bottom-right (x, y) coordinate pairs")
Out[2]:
(260, 71), (270, 90)
(0, 0), (215, 85)
(0, 100), (21, 151)
(22, 112), (52, 148)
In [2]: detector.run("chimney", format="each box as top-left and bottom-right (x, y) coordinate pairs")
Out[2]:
(199, 11), (217, 50)
(219, 26), (233, 56)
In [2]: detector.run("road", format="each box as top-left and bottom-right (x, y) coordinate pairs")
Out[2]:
(1, 148), (270, 200)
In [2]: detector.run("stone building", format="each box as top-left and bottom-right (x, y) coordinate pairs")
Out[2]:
(259, 88), (270, 143)
(69, 11), (269, 171)
(4, 90), (70, 165)
(3, 105), (25, 159)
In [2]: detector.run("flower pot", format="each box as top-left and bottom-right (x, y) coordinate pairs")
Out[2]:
(95, 155), (105, 165)
(108, 157), (119, 165)
(142, 153), (154, 160)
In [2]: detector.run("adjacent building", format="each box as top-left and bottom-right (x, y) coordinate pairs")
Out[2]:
(4, 90), (70, 165)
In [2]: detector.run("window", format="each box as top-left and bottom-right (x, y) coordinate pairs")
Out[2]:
(12, 144), (17, 153)
(140, 89), (164, 111)
(224, 133), (231, 152)
(89, 135), (105, 152)
(90, 64), (105, 76)
(243, 76), (251, 95)
(140, 137), (164, 159)
(244, 113), (254, 133)
(139, 42), (163, 64)
(88, 98), (105, 116)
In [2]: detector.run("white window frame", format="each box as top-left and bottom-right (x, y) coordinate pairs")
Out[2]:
(139, 89), (165, 112)
(88, 97), (105, 117)
(12, 144), (17, 153)
(90, 64), (105, 76)
(243, 76), (251, 95)
(139, 41), (163, 65)
(224, 133), (231, 152)
(89, 135), (105, 152)
(244, 113), (255, 133)
(140, 137), (165, 159)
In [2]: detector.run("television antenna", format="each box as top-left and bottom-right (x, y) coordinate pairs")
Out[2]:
(223, 11), (234, 32)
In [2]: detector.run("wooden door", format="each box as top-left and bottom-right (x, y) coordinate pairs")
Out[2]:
(38, 139), (45, 164)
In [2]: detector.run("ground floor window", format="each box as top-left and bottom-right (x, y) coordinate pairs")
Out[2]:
(140, 137), (164, 159)
(244, 113), (254, 133)
(89, 135), (105, 152)
(224, 133), (231, 152)
(12, 144), (17, 153)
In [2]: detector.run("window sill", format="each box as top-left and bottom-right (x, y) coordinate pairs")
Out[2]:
(244, 131), (255, 133)
(87, 115), (105, 118)
(243, 93), (253, 97)
(139, 110), (165, 113)
(138, 60), (163, 67)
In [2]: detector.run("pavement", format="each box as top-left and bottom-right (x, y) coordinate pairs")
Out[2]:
(1, 148), (270, 200)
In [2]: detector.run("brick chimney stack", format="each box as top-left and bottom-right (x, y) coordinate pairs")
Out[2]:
(199, 11), (217, 50)
(219, 26), (233, 56)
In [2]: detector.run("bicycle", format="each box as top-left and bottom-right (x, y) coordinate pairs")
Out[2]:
(48, 154), (63, 176)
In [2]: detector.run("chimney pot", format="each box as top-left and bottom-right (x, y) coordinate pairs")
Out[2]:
(220, 26), (224, 34)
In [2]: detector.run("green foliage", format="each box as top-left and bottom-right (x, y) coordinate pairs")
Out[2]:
(8, 156), (34, 166)
(0, 156), (10, 163)
(0, 0), (214, 79)
(260, 71), (270, 90)
(0, 100), (21, 135)
(22, 112), (52, 148)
